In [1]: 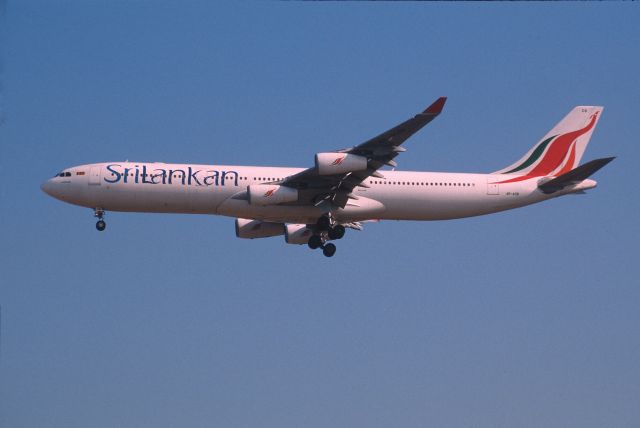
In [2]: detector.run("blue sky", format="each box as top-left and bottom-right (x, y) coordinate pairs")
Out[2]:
(1, 2), (639, 427)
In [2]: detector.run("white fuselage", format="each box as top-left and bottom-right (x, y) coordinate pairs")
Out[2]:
(41, 162), (597, 225)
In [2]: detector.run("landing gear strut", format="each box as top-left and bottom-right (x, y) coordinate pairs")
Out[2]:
(316, 215), (331, 230)
(94, 208), (106, 231)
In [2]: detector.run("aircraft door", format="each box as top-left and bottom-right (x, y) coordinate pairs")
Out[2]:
(89, 166), (101, 185)
(487, 177), (499, 195)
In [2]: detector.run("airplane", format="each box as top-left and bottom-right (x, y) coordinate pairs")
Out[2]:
(41, 97), (614, 257)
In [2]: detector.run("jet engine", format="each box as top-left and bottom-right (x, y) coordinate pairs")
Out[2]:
(247, 184), (298, 206)
(235, 218), (284, 239)
(315, 152), (368, 175)
(284, 223), (314, 245)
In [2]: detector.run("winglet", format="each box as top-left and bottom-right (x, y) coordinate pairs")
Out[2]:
(424, 97), (447, 115)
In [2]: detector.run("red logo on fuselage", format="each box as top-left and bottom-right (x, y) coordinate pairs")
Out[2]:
(263, 189), (276, 197)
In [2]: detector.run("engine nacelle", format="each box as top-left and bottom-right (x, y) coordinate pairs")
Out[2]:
(247, 184), (298, 206)
(235, 218), (284, 239)
(284, 223), (314, 245)
(315, 152), (368, 175)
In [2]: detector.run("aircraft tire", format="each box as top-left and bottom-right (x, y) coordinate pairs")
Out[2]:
(328, 225), (345, 240)
(322, 243), (336, 257)
(308, 235), (322, 249)
(96, 220), (106, 231)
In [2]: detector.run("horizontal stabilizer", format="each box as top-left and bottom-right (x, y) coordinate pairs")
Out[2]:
(538, 157), (615, 194)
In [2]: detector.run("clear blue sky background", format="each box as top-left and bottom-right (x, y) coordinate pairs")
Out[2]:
(1, 2), (639, 427)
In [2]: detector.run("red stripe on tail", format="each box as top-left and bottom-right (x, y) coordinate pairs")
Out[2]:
(526, 112), (598, 176)
(492, 112), (598, 184)
(555, 142), (577, 177)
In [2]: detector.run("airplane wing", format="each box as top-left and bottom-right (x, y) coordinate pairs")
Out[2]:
(279, 97), (447, 208)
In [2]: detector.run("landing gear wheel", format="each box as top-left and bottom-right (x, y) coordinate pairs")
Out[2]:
(316, 215), (331, 230)
(94, 208), (106, 231)
(328, 225), (345, 240)
(308, 235), (323, 250)
(322, 243), (336, 257)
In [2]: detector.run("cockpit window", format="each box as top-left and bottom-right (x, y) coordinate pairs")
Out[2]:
(65, 172), (72, 177)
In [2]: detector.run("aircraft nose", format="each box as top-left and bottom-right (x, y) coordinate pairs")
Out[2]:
(41, 179), (55, 197)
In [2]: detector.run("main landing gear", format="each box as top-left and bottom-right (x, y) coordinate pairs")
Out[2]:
(308, 215), (345, 257)
(94, 208), (106, 231)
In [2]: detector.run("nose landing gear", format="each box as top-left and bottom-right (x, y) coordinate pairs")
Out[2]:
(94, 208), (106, 231)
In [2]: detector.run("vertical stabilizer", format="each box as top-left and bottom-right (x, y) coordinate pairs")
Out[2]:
(494, 106), (603, 176)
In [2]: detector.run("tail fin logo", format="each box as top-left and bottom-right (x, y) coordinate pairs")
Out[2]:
(495, 111), (599, 184)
